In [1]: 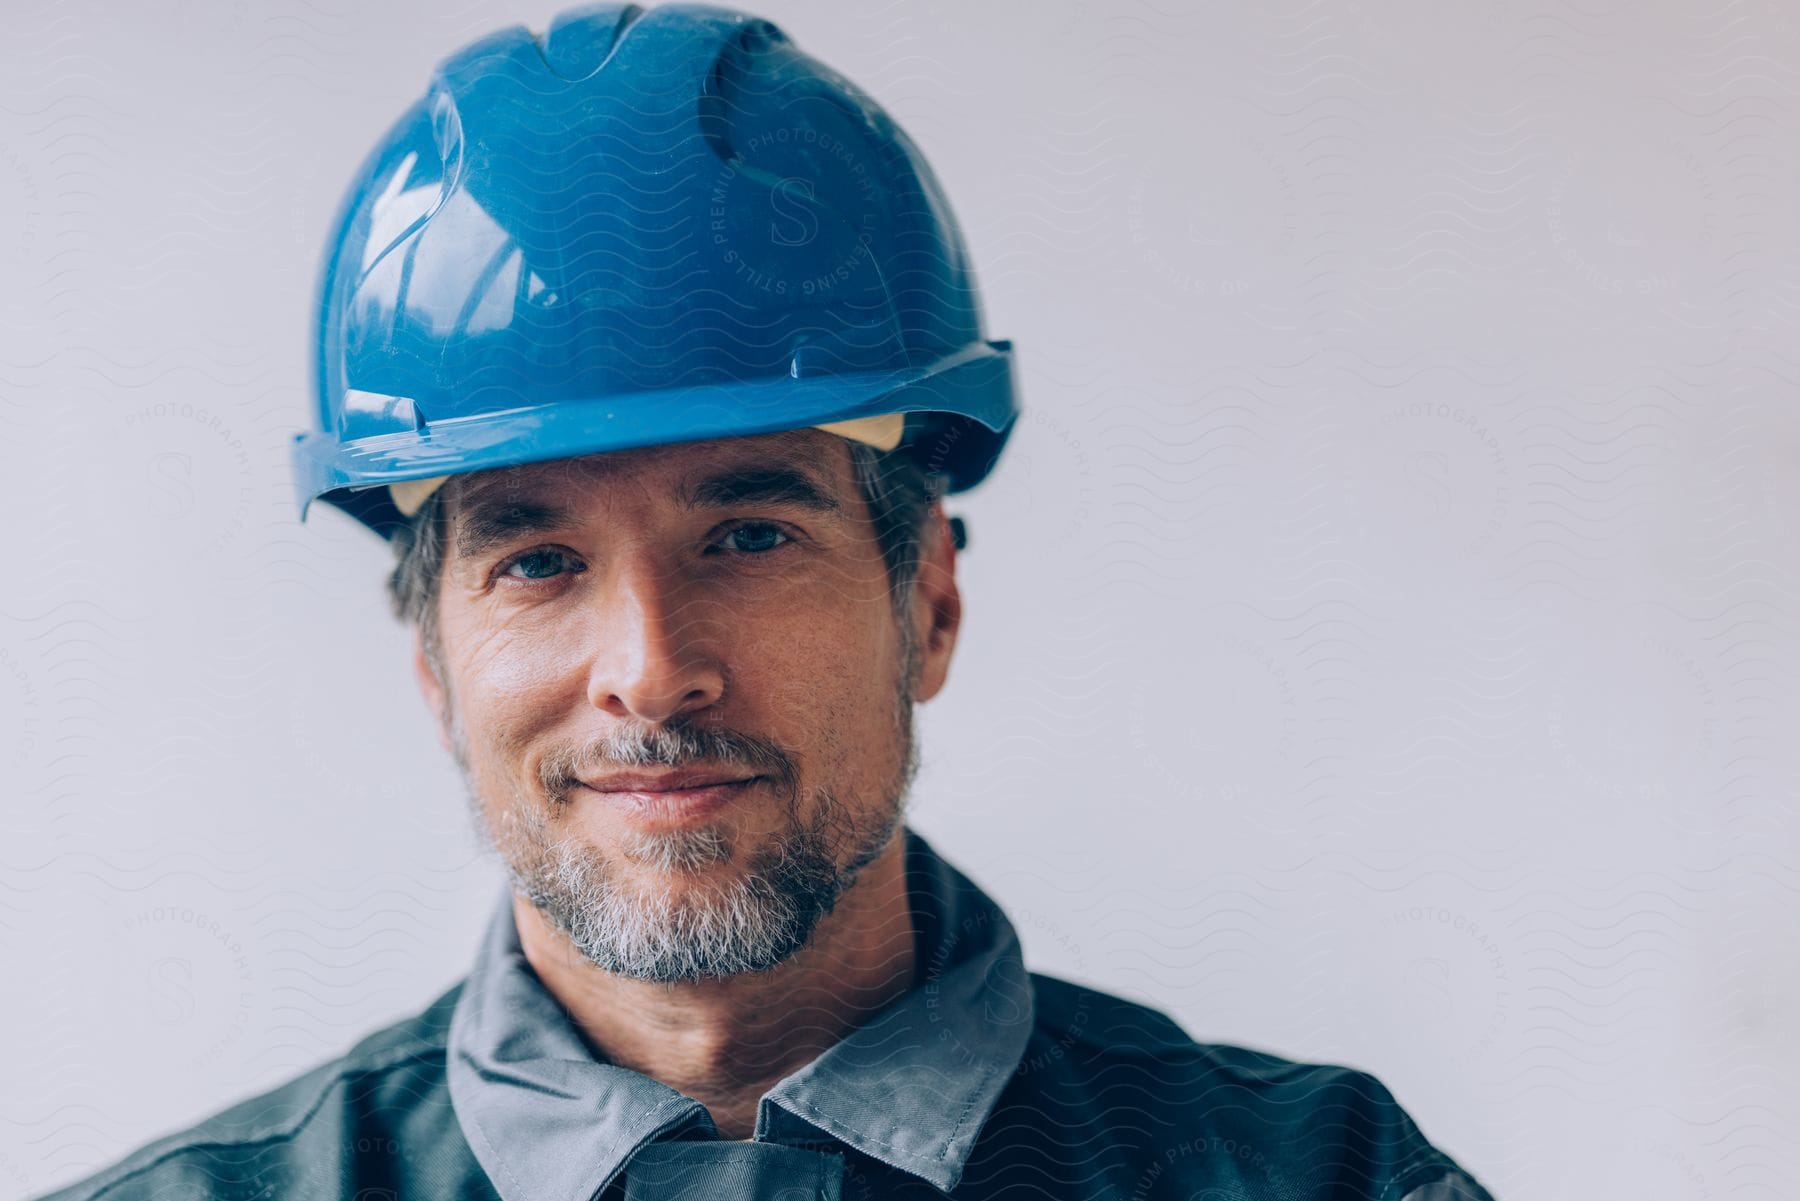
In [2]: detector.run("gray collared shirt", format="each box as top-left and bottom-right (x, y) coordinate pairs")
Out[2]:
(446, 827), (1035, 1198)
(34, 827), (1499, 1201)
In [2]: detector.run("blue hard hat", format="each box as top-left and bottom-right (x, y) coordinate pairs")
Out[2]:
(291, 2), (1020, 539)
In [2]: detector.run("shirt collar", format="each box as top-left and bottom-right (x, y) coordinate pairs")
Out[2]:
(446, 827), (1034, 1199)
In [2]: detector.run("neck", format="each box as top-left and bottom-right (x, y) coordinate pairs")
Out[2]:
(513, 833), (918, 1140)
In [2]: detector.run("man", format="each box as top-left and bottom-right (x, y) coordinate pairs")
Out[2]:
(38, 5), (1496, 1199)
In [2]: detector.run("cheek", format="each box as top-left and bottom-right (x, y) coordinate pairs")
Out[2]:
(734, 593), (900, 767)
(738, 579), (893, 686)
(444, 614), (592, 753)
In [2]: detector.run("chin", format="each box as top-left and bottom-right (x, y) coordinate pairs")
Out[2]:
(608, 825), (739, 876)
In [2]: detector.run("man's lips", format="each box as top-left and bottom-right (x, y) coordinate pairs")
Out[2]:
(577, 769), (759, 793)
(575, 771), (762, 827)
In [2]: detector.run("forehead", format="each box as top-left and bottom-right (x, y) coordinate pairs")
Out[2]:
(438, 429), (869, 564)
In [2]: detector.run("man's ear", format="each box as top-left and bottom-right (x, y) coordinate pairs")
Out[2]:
(411, 629), (454, 754)
(908, 502), (963, 703)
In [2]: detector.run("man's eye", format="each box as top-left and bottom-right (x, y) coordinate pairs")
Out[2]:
(501, 548), (584, 581)
(719, 523), (791, 554)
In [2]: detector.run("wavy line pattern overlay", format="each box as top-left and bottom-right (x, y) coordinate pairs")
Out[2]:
(2, 2), (1796, 1199)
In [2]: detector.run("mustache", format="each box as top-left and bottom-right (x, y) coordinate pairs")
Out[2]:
(537, 720), (796, 804)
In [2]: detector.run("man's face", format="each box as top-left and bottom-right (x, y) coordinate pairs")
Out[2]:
(413, 429), (957, 982)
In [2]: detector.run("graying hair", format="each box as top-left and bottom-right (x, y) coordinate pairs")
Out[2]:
(504, 767), (906, 982)
(386, 440), (946, 685)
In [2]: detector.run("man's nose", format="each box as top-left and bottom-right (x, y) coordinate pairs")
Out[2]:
(584, 557), (725, 725)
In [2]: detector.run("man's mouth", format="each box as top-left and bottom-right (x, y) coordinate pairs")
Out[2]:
(576, 770), (762, 827)
(579, 769), (759, 793)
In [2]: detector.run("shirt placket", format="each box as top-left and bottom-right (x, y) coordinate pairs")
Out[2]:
(618, 1140), (845, 1201)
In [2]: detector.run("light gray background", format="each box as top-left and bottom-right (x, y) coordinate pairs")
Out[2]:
(3, 2), (1796, 1198)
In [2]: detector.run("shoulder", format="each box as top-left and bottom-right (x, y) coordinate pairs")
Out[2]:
(1025, 972), (1497, 1200)
(29, 984), (465, 1201)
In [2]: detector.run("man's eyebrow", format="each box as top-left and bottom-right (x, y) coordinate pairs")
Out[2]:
(452, 497), (583, 561)
(449, 464), (840, 559)
(678, 464), (843, 515)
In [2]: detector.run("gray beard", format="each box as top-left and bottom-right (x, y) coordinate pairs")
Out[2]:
(499, 773), (905, 982)
(450, 629), (920, 982)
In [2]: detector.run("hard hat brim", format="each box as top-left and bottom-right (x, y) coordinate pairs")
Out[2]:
(292, 341), (1018, 539)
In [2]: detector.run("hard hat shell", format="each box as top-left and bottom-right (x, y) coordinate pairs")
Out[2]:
(292, 2), (1019, 539)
